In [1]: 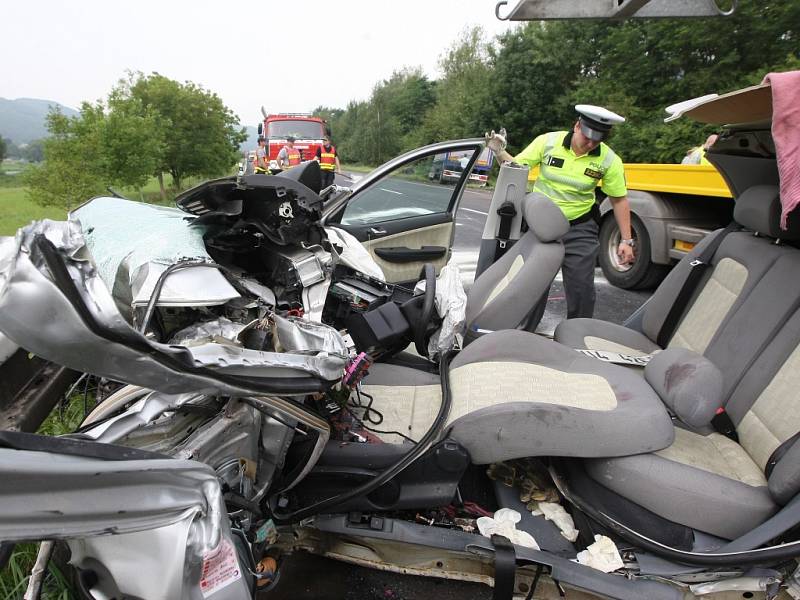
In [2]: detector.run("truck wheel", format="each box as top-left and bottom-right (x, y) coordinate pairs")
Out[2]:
(598, 215), (668, 290)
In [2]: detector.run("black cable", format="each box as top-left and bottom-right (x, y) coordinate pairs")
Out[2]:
(347, 388), (416, 441)
(343, 406), (417, 445)
(524, 564), (543, 600)
(353, 388), (383, 425)
(272, 350), (455, 522)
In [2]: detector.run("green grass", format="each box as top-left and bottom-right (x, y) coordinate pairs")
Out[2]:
(1, 544), (73, 600)
(0, 169), (214, 237)
(341, 163), (375, 174)
(0, 392), (88, 599)
(0, 187), (67, 236)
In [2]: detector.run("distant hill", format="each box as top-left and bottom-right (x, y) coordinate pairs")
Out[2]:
(241, 125), (259, 152)
(0, 98), (79, 144)
(1, 97), (260, 153)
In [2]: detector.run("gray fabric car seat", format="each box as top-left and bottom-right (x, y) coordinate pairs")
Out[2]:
(358, 329), (674, 464)
(555, 186), (800, 402)
(587, 302), (800, 540)
(463, 192), (569, 343)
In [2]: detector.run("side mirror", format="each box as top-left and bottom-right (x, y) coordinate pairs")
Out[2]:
(257, 123), (263, 135)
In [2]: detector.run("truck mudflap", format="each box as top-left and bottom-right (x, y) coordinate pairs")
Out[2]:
(0, 432), (252, 599)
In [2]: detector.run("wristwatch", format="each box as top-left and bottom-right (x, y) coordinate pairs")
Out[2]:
(620, 238), (635, 247)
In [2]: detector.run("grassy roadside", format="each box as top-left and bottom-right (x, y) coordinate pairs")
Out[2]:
(0, 391), (88, 599)
(0, 160), (213, 236)
(0, 187), (67, 235)
(340, 163), (374, 174)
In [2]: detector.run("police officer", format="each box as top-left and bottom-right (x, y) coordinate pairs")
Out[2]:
(487, 105), (634, 319)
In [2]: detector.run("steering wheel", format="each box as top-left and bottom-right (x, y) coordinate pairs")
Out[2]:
(414, 264), (437, 357)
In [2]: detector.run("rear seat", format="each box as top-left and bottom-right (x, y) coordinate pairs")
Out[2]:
(575, 185), (800, 540)
(555, 185), (800, 402)
(587, 302), (800, 540)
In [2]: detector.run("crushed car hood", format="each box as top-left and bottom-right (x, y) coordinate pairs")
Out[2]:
(71, 197), (240, 315)
(0, 220), (348, 395)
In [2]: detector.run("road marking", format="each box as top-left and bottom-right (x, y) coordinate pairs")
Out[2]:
(461, 208), (488, 216)
(380, 187), (403, 195)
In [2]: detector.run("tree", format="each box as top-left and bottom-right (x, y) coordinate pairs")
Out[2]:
(118, 73), (247, 191)
(103, 96), (166, 190)
(322, 3), (799, 166)
(311, 105), (345, 137)
(24, 105), (108, 210)
(323, 69), (436, 165)
(25, 101), (165, 209)
(417, 27), (493, 144)
(0, 136), (6, 162)
(24, 139), (45, 163)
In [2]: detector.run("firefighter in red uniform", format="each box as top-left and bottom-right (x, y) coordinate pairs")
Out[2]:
(277, 136), (302, 170)
(315, 133), (342, 188)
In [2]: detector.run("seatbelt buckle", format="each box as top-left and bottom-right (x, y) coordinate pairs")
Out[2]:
(689, 259), (704, 267)
(711, 407), (739, 443)
(499, 240), (507, 249)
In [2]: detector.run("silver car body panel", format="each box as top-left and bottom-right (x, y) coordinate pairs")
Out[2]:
(0, 447), (250, 599)
(0, 331), (17, 363)
(0, 220), (347, 393)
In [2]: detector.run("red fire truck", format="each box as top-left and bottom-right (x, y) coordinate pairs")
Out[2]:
(257, 110), (328, 171)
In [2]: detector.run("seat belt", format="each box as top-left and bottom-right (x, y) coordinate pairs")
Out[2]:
(494, 201), (517, 261)
(656, 222), (742, 348)
(713, 292), (800, 444)
(765, 430), (800, 479)
(491, 534), (517, 600)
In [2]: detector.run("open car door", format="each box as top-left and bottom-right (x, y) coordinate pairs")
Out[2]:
(323, 139), (484, 284)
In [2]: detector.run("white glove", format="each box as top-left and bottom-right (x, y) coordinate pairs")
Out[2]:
(485, 128), (508, 154)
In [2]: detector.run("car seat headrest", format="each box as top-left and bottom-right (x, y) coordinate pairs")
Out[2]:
(524, 193), (570, 242)
(734, 185), (800, 241)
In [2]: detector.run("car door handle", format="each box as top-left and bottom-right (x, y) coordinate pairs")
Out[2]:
(374, 246), (447, 263)
(368, 227), (388, 236)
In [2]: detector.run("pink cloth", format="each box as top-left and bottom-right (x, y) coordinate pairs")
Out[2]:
(762, 71), (800, 229)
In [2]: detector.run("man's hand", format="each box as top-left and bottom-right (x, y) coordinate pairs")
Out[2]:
(485, 128), (508, 154)
(617, 243), (635, 265)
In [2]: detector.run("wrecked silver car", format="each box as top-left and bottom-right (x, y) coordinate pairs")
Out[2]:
(2, 102), (800, 600)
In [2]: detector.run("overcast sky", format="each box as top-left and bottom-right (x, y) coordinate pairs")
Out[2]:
(1, 1), (516, 126)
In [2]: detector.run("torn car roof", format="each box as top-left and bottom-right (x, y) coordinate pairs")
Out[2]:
(664, 83), (773, 125)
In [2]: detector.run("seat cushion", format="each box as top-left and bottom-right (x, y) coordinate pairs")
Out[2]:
(362, 331), (674, 463)
(586, 427), (778, 540)
(554, 318), (659, 355)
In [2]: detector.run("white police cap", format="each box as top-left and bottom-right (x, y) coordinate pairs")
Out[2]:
(575, 104), (625, 141)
